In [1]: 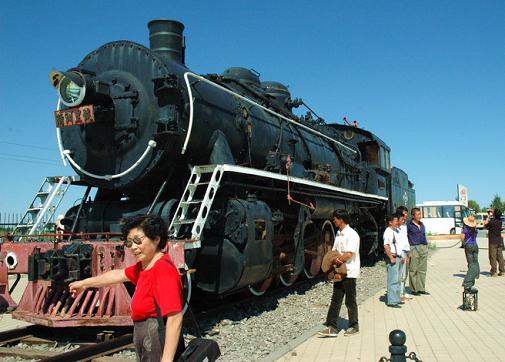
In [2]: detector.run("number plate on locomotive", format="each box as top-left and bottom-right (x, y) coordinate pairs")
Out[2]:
(55, 105), (95, 128)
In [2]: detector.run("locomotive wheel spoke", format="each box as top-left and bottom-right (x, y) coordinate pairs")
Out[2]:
(303, 221), (323, 279)
(304, 244), (324, 279)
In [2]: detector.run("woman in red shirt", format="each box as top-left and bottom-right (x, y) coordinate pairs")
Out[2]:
(69, 215), (184, 362)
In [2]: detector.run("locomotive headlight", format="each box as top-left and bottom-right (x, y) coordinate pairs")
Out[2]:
(50, 70), (87, 107)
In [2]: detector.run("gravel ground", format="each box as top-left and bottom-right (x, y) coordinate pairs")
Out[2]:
(194, 262), (387, 362)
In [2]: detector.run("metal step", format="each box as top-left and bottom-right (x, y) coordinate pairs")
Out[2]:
(173, 219), (197, 225)
(15, 225), (31, 229)
(187, 183), (210, 191)
(181, 200), (203, 205)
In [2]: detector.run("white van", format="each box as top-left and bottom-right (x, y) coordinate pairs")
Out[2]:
(475, 212), (489, 229)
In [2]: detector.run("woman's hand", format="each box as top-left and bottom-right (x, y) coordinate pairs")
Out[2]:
(68, 269), (128, 298)
(401, 257), (406, 264)
(389, 256), (397, 264)
(68, 280), (87, 298)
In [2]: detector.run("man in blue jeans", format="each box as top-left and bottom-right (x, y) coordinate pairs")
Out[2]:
(407, 208), (430, 296)
(384, 214), (402, 307)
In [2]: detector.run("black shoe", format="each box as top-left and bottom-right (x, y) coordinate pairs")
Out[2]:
(387, 304), (401, 308)
(460, 304), (472, 311)
(410, 291), (420, 296)
(418, 291), (430, 295)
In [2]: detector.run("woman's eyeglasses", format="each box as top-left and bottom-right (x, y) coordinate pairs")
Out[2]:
(124, 235), (146, 248)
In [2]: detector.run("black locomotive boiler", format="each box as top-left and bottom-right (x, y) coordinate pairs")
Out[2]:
(40, 19), (414, 302)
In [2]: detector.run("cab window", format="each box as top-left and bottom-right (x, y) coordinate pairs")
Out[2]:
(365, 142), (379, 166)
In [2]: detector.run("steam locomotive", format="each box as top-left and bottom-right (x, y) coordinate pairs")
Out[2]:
(0, 19), (414, 327)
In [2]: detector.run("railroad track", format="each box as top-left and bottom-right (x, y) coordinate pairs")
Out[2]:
(0, 325), (134, 361)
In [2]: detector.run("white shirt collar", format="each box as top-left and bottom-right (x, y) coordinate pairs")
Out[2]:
(338, 224), (350, 235)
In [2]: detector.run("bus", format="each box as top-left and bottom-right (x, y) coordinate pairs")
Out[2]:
(416, 201), (471, 235)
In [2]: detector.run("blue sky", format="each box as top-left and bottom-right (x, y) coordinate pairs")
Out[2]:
(1, 0), (504, 216)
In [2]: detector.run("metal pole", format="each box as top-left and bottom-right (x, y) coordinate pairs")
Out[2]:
(147, 180), (168, 214)
(68, 186), (92, 242)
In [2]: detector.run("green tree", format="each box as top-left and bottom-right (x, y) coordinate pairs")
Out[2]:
(490, 194), (503, 210)
(468, 200), (480, 213)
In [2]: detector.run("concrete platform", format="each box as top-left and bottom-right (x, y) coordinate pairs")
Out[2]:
(274, 241), (505, 362)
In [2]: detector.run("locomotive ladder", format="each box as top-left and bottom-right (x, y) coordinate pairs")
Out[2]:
(168, 165), (224, 249)
(13, 176), (75, 241)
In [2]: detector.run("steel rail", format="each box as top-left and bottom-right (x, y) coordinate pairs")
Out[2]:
(0, 325), (43, 345)
(40, 333), (133, 362)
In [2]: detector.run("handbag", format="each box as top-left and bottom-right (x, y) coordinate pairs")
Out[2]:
(178, 338), (221, 362)
(322, 250), (347, 282)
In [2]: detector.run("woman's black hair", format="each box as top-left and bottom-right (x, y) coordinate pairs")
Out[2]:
(494, 209), (502, 219)
(121, 215), (168, 250)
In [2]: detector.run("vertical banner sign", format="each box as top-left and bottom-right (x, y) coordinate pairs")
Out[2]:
(458, 184), (468, 207)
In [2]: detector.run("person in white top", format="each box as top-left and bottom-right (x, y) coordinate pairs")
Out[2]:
(318, 209), (360, 338)
(384, 214), (402, 307)
(396, 207), (412, 302)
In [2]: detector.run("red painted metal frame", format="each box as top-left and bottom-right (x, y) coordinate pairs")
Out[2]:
(0, 237), (187, 327)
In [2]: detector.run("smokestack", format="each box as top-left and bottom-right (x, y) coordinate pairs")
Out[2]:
(147, 19), (185, 64)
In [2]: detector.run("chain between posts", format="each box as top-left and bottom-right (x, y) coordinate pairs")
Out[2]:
(379, 352), (422, 362)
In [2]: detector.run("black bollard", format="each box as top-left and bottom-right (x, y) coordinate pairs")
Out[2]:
(388, 329), (407, 362)
(379, 330), (422, 362)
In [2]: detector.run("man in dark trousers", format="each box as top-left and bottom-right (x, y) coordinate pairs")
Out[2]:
(407, 207), (429, 295)
(484, 208), (504, 276)
(318, 210), (360, 337)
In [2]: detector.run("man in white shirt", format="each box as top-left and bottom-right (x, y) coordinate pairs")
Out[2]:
(396, 207), (411, 302)
(384, 214), (403, 307)
(318, 210), (360, 337)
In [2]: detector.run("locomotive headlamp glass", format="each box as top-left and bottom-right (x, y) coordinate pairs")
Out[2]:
(58, 72), (86, 107)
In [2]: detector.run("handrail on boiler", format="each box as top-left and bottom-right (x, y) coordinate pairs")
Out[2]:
(181, 71), (358, 155)
(55, 99), (157, 180)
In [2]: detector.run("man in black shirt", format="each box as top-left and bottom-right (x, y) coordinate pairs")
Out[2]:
(484, 209), (504, 276)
